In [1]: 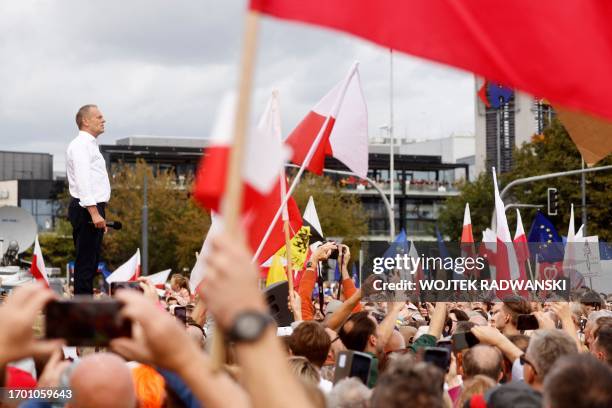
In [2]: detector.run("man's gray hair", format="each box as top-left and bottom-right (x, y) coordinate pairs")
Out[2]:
(587, 309), (612, 323)
(327, 377), (372, 408)
(76, 104), (98, 128)
(526, 329), (578, 380)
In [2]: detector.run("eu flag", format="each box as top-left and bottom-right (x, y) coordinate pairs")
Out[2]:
(527, 212), (563, 262)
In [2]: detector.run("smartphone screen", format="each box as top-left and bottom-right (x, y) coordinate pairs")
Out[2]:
(517, 314), (539, 331)
(45, 297), (131, 346)
(349, 353), (373, 385)
(423, 347), (451, 371)
(452, 331), (480, 351)
(110, 281), (143, 296)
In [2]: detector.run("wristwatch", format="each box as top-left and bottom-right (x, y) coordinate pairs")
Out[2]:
(306, 261), (314, 269)
(228, 311), (275, 343)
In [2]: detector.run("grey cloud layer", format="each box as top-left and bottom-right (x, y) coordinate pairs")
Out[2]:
(0, 0), (474, 171)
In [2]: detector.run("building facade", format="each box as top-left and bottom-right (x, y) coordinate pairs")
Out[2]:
(0, 151), (63, 231)
(101, 136), (468, 240)
(474, 77), (554, 176)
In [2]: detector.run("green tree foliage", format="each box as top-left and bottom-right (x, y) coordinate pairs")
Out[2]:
(291, 173), (369, 253)
(438, 119), (612, 241)
(39, 164), (368, 273)
(103, 161), (210, 273)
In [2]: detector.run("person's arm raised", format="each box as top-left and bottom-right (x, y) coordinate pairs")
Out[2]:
(376, 301), (405, 351)
(428, 302), (448, 340)
(324, 288), (362, 331)
(470, 325), (523, 362)
(201, 233), (315, 408)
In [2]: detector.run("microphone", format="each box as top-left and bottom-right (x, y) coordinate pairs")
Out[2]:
(89, 220), (122, 230)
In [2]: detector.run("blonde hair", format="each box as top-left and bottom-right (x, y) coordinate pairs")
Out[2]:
(170, 274), (190, 292)
(287, 356), (320, 386)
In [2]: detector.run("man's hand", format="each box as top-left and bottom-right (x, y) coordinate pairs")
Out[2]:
(309, 242), (337, 264)
(0, 283), (64, 365)
(533, 311), (556, 330)
(87, 206), (106, 229)
(470, 325), (506, 346)
(288, 291), (302, 321)
(137, 277), (160, 303)
(111, 290), (201, 373)
(340, 245), (351, 268)
(37, 349), (71, 388)
(201, 233), (268, 331)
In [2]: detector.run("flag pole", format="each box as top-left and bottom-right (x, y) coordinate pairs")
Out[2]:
(212, 10), (260, 371)
(253, 62), (359, 262)
(284, 220), (294, 294)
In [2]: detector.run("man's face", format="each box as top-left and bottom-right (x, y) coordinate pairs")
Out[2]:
(84, 107), (106, 136)
(491, 303), (507, 330)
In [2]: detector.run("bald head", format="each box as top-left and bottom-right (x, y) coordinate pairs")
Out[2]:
(70, 353), (136, 408)
(462, 345), (503, 381)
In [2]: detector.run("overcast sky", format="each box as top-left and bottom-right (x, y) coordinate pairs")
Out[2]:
(0, 0), (475, 172)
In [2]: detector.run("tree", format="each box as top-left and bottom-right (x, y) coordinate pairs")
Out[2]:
(291, 173), (369, 252)
(438, 119), (612, 241)
(103, 161), (210, 273)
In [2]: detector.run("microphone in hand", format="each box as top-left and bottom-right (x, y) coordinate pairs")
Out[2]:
(89, 220), (122, 230)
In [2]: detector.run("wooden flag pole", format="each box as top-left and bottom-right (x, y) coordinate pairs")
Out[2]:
(212, 10), (260, 371)
(284, 219), (294, 295)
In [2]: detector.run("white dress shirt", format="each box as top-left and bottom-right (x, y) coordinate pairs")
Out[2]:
(66, 131), (111, 207)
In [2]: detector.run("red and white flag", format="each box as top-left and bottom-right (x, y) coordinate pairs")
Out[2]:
(513, 209), (530, 281)
(147, 268), (172, 289)
(193, 92), (290, 213)
(285, 63), (368, 178)
(460, 203), (474, 244)
(190, 92), (303, 290)
(492, 170), (522, 296)
(460, 203), (477, 278)
(30, 236), (49, 286)
(106, 249), (141, 283)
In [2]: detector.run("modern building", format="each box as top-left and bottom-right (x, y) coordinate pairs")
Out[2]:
(0, 151), (64, 231)
(474, 77), (554, 175)
(100, 136), (468, 240)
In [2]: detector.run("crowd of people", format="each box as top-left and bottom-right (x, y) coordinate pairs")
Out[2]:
(0, 234), (611, 408)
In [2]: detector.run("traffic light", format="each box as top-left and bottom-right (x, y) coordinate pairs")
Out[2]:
(547, 187), (559, 216)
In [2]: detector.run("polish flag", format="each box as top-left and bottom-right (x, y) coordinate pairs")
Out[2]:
(193, 91), (291, 213)
(147, 268), (172, 289)
(513, 209), (530, 282)
(106, 249), (141, 283)
(460, 203), (474, 244)
(285, 63), (368, 178)
(460, 203), (476, 278)
(492, 169), (522, 298)
(30, 236), (49, 286)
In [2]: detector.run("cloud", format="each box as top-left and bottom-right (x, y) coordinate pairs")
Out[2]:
(0, 0), (474, 172)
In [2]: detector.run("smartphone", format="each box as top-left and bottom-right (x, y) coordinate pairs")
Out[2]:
(44, 297), (131, 346)
(109, 281), (143, 296)
(452, 331), (480, 351)
(517, 314), (539, 331)
(173, 306), (187, 325)
(333, 350), (373, 385)
(437, 339), (453, 353)
(423, 347), (451, 372)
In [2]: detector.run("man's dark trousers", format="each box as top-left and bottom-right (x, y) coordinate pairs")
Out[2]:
(69, 198), (105, 295)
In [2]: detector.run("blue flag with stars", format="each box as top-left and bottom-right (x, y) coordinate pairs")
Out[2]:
(527, 212), (563, 262)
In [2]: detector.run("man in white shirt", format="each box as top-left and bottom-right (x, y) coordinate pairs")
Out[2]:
(66, 104), (111, 295)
